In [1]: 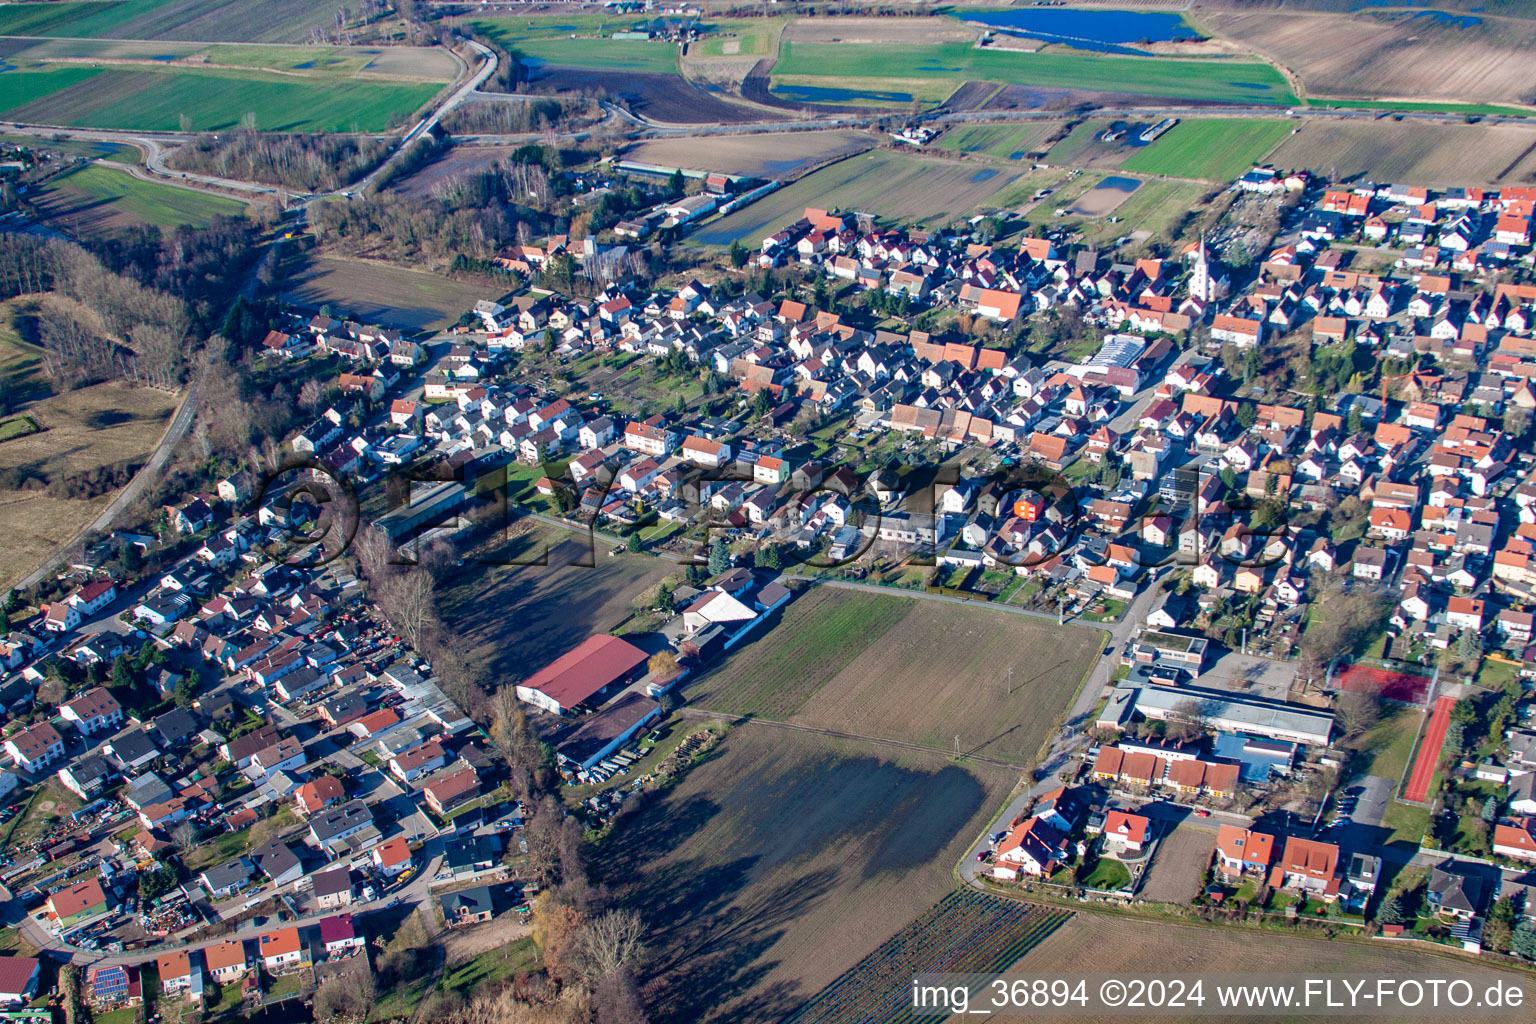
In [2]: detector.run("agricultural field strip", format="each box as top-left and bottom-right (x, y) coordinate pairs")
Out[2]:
(33, 162), (249, 234)
(0, 63), (444, 133)
(782, 892), (1071, 1024)
(770, 41), (1296, 105)
(0, 38), (455, 80)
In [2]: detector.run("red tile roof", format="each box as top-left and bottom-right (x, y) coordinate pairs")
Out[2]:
(519, 635), (648, 709)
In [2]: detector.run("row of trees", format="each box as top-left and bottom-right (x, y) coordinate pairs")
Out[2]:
(167, 132), (393, 192)
(309, 190), (542, 266)
(346, 519), (651, 1022)
(0, 234), (198, 390)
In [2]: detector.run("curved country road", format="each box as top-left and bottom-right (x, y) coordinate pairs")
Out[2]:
(12, 378), (200, 593)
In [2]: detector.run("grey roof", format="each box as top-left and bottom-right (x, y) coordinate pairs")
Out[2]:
(200, 857), (254, 891)
(441, 885), (495, 918)
(311, 866), (352, 898)
(1429, 862), (1484, 915)
(151, 708), (199, 747)
(106, 729), (159, 766)
(123, 773), (173, 810)
(252, 840), (301, 880)
(310, 800), (372, 842)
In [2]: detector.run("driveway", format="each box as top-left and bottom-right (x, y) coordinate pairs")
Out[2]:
(1347, 775), (1393, 828)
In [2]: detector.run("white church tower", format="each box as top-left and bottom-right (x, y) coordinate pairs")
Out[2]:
(1188, 235), (1229, 302)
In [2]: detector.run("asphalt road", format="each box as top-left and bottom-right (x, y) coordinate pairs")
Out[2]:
(14, 377), (201, 593)
(18, 837), (448, 968)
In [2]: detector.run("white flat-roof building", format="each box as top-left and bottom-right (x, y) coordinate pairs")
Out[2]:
(1105, 682), (1333, 746)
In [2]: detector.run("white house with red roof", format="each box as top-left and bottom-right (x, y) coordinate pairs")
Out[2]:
(1101, 810), (1151, 854)
(371, 836), (413, 878)
(42, 601), (80, 633)
(60, 687), (123, 736)
(991, 816), (1066, 880)
(67, 580), (117, 616)
(1493, 819), (1536, 862)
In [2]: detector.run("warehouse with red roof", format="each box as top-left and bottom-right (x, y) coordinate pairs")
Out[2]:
(514, 634), (649, 715)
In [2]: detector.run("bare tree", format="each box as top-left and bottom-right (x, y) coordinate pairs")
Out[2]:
(377, 568), (437, 650)
(569, 910), (647, 986)
(1334, 689), (1382, 739)
(1164, 700), (1207, 744)
(170, 821), (197, 853)
(314, 968), (375, 1022)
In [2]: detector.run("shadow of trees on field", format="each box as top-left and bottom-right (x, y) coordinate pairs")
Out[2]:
(600, 790), (835, 1023)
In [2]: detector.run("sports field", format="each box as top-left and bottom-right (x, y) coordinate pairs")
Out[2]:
(1403, 695), (1453, 803)
(32, 164), (247, 236)
(601, 724), (1017, 1024)
(688, 587), (1101, 766)
(1119, 118), (1291, 181)
(769, 41), (1296, 106)
(692, 151), (1028, 245)
(0, 63), (443, 132)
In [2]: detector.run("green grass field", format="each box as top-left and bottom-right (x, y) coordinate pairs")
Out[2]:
(441, 937), (540, 995)
(934, 122), (1056, 160)
(770, 41), (1296, 106)
(686, 589), (912, 719)
(471, 17), (680, 73)
(0, 0), (341, 43)
(0, 64), (442, 132)
(34, 164), (247, 232)
(1120, 118), (1292, 181)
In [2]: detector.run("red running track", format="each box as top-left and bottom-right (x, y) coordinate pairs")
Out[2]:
(1404, 696), (1455, 803)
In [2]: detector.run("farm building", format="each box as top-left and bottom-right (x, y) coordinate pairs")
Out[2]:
(514, 634), (651, 715)
(553, 692), (662, 771)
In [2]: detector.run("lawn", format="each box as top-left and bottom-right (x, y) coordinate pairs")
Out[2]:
(1081, 858), (1131, 891)
(0, 64), (443, 133)
(184, 823), (255, 872)
(1381, 800), (1431, 848)
(1476, 658), (1520, 693)
(933, 122), (1058, 161)
(1120, 118), (1292, 181)
(691, 586), (1102, 766)
(33, 164), (248, 236)
(440, 936), (539, 995)
(685, 588), (911, 719)
(470, 17), (679, 73)
(1350, 702), (1423, 791)
(10, 779), (79, 847)
(770, 40), (1296, 106)
(0, 0), (343, 43)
